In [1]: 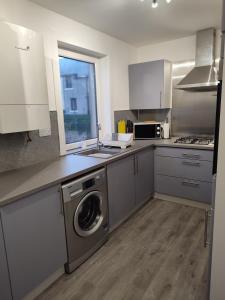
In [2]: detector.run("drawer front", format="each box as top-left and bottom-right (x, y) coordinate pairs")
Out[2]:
(155, 175), (212, 204)
(155, 147), (213, 162)
(155, 156), (213, 182)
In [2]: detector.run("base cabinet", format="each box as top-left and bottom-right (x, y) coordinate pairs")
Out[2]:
(135, 148), (154, 206)
(107, 147), (154, 230)
(155, 147), (213, 204)
(0, 217), (12, 300)
(107, 155), (136, 229)
(1, 185), (67, 300)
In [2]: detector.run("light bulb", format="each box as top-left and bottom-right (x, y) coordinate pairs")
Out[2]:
(166, 0), (172, 3)
(152, 0), (158, 8)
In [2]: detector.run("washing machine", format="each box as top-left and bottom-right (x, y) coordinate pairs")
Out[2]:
(62, 168), (109, 273)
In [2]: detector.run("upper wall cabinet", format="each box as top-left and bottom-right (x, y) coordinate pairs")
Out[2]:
(0, 21), (50, 133)
(129, 60), (172, 110)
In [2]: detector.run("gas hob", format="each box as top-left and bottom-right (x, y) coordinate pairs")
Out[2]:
(174, 136), (214, 146)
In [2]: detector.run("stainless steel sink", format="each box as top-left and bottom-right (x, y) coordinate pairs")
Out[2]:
(77, 147), (126, 159)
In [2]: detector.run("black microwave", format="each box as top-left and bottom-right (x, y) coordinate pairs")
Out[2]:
(133, 122), (161, 140)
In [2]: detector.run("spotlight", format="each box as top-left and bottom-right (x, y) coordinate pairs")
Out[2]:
(152, 0), (158, 8)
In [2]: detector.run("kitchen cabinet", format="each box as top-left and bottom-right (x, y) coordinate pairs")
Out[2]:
(135, 148), (154, 206)
(0, 21), (50, 133)
(107, 155), (136, 229)
(156, 175), (212, 204)
(107, 147), (154, 230)
(0, 216), (12, 300)
(1, 185), (67, 300)
(155, 147), (213, 204)
(129, 60), (172, 110)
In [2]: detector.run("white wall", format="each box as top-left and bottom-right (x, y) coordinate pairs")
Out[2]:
(137, 31), (221, 64)
(138, 35), (196, 63)
(0, 0), (137, 134)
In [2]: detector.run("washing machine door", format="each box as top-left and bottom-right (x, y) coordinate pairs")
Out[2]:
(74, 191), (104, 237)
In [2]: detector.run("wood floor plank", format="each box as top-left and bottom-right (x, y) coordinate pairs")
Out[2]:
(36, 199), (209, 300)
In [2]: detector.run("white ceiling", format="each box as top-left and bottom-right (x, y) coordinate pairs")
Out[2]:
(30, 0), (223, 47)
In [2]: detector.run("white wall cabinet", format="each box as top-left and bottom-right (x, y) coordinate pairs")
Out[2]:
(129, 60), (172, 110)
(0, 21), (50, 133)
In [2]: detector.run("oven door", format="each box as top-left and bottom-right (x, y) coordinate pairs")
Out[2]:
(134, 123), (161, 140)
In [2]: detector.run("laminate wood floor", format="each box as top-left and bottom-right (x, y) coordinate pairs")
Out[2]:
(37, 199), (209, 300)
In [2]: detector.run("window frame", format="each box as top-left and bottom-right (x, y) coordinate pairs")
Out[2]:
(57, 49), (102, 155)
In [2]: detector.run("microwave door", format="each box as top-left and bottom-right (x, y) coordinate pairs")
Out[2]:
(134, 124), (160, 139)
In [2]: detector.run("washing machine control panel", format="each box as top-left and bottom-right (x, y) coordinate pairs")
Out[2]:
(83, 178), (95, 190)
(82, 175), (103, 190)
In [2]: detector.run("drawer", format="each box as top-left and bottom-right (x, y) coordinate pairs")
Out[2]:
(155, 156), (213, 182)
(155, 147), (213, 162)
(155, 175), (212, 204)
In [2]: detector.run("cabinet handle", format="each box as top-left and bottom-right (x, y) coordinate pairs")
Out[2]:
(182, 161), (201, 167)
(136, 156), (139, 175)
(181, 181), (200, 188)
(15, 46), (30, 51)
(133, 157), (136, 175)
(58, 188), (64, 216)
(204, 210), (209, 248)
(160, 91), (162, 108)
(204, 209), (213, 248)
(182, 153), (200, 160)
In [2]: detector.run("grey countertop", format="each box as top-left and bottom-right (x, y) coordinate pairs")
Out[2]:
(0, 138), (214, 207)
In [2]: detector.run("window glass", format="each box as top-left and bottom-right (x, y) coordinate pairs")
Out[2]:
(59, 56), (98, 144)
(70, 98), (77, 111)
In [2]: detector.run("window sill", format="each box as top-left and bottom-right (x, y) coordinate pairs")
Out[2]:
(63, 143), (98, 156)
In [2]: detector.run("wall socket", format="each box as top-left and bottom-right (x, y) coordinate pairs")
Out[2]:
(39, 128), (51, 137)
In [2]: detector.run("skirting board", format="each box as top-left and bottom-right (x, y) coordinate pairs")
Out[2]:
(154, 193), (210, 210)
(23, 267), (64, 300)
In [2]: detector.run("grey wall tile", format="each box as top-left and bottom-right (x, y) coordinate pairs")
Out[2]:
(0, 112), (60, 173)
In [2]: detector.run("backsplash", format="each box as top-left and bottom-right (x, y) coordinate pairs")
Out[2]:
(114, 109), (171, 132)
(172, 88), (216, 137)
(0, 112), (60, 173)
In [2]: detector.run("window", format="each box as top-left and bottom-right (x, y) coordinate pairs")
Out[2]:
(70, 98), (77, 111)
(58, 50), (100, 153)
(65, 75), (73, 89)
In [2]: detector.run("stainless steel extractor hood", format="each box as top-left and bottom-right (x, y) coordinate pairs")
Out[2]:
(177, 28), (218, 91)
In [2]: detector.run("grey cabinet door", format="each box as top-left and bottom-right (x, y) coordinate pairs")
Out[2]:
(1, 185), (67, 300)
(129, 60), (164, 110)
(135, 148), (154, 206)
(155, 175), (212, 204)
(107, 155), (136, 229)
(155, 155), (213, 182)
(0, 217), (12, 300)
